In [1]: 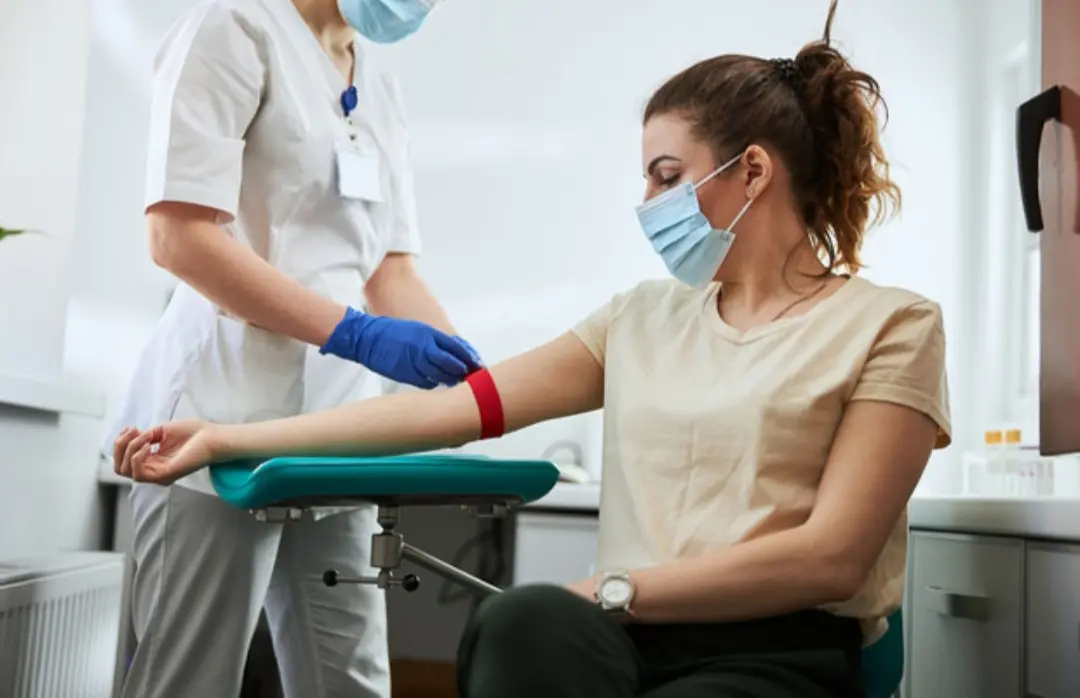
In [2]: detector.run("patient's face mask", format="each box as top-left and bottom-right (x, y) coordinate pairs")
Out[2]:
(635, 153), (753, 287)
(339, 0), (440, 44)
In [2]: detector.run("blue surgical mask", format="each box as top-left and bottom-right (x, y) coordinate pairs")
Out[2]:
(339, 0), (438, 44)
(635, 153), (753, 287)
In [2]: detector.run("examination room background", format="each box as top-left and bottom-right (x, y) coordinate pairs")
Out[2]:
(0, 0), (1033, 662)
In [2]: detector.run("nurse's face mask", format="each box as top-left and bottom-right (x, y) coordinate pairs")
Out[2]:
(635, 152), (753, 288)
(339, 0), (441, 44)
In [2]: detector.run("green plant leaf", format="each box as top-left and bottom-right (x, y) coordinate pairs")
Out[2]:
(0, 227), (29, 243)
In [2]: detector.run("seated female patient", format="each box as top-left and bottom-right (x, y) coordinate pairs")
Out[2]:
(114, 2), (948, 695)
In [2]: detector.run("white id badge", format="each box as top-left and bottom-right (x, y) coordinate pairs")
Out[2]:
(335, 144), (384, 202)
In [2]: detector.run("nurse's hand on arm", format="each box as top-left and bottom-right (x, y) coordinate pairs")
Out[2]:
(113, 332), (603, 484)
(355, 251), (484, 379)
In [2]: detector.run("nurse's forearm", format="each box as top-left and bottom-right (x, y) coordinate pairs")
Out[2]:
(148, 203), (345, 346)
(365, 253), (456, 334)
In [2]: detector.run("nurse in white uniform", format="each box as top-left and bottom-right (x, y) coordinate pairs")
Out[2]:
(110, 0), (472, 696)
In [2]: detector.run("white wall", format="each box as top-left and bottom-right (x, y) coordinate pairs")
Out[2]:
(0, 0), (85, 377)
(969, 0), (1042, 440)
(0, 0), (112, 559)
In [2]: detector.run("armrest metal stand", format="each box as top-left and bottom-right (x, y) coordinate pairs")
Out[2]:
(248, 504), (507, 598)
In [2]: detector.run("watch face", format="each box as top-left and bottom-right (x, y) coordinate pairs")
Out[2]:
(600, 577), (633, 606)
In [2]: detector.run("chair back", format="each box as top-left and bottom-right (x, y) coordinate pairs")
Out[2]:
(861, 608), (904, 698)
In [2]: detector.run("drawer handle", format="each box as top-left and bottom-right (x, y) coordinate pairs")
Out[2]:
(925, 587), (990, 622)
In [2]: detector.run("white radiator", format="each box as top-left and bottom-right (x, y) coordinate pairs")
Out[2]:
(0, 552), (128, 698)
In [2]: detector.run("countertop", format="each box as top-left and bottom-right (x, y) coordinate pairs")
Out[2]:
(98, 457), (126, 486)
(908, 495), (1080, 542)
(526, 482), (601, 512)
(523, 491), (1080, 540)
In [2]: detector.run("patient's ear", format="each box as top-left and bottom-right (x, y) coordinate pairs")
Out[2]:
(742, 145), (773, 199)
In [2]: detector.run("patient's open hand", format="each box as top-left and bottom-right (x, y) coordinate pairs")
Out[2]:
(113, 420), (219, 485)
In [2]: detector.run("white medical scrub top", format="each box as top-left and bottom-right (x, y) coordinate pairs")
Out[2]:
(107, 0), (423, 496)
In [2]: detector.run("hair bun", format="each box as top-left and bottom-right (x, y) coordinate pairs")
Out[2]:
(770, 58), (803, 92)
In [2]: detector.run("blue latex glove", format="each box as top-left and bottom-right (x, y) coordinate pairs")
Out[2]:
(320, 307), (484, 389)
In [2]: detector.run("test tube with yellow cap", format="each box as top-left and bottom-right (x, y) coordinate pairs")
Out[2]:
(963, 429), (1004, 495)
(985, 429), (1004, 495)
(1003, 428), (1023, 495)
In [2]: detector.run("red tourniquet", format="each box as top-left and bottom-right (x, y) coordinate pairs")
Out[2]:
(465, 369), (505, 439)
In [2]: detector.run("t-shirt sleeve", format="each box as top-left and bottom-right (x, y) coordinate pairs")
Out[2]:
(144, 5), (265, 220)
(850, 300), (952, 448)
(380, 74), (423, 256)
(571, 289), (634, 367)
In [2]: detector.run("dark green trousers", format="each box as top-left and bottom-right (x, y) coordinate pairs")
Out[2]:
(457, 585), (864, 698)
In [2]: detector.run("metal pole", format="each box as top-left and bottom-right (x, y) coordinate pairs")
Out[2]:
(401, 543), (503, 597)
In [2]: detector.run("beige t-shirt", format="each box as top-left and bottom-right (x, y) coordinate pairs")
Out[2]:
(572, 275), (950, 641)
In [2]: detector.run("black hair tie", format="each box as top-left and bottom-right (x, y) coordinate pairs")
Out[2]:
(770, 57), (802, 92)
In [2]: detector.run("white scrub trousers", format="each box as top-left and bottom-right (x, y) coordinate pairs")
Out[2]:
(122, 483), (389, 698)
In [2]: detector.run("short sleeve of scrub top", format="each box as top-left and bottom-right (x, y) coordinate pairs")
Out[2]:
(378, 74), (423, 256)
(144, 4), (265, 221)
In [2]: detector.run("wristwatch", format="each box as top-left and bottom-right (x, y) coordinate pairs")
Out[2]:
(595, 570), (636, 617)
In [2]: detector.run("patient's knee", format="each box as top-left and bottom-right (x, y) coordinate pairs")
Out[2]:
(477, 584), (587, 627)
(465, 584), (591, 648)
(458, 586), (600, 697)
